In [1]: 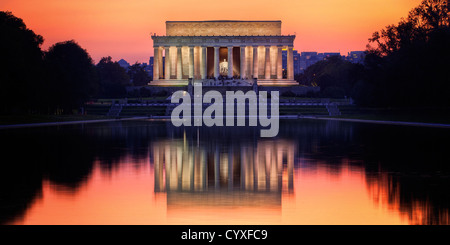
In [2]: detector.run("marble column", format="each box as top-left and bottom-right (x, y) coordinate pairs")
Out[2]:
(153, 46), (159, 80)
(246, 47), (252, 79)
(253, 46), (258, 79)
(176, 46), (182, 80)
(165, 47), (170, 80)
(201, 47), (207, 79)
(240, 46), (246, 79)
(189, 46), (194, 79)
(277, 46), (283, 79)
(287, 46), (294, 80)
(264, 46), (271, 79)
(214, 47), (219, 79)
(158, 47), (163, 79)
(228, 46), (233, 78)
(194, 47), (200, 80)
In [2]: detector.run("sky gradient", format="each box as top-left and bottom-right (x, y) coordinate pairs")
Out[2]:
(1, 0), (422, 64)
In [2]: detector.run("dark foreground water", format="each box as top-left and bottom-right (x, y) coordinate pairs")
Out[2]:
(0, 119), (449, 225)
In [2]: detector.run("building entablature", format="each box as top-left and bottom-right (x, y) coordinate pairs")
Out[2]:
(152, 35), (295, 48)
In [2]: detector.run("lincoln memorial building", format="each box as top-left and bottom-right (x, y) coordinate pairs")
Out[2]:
(151, 20), (297, 86)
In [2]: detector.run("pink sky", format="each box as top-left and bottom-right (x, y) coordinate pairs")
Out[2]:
(1, 0), (422, 63)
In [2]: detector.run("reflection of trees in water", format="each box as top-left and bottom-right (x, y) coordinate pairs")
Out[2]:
(0, 119), (449, 224)
(366, 172), (450, 225)
(365, 125), (450, 225)
(290, 120), (450, 225)
(0, 120), (166, 224)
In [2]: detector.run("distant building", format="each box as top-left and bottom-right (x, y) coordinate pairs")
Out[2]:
(299, 52), (320, 73)
(118, 59), (130, 69)
(323, 52), (341, 60)
(149, 57), (154, 79)
(346, 51), (366, 64)
(293, 50), (301, 75)
(139, 62), (151, 78)
(298, 52), (342, 73)
(298, 52), (369, 73)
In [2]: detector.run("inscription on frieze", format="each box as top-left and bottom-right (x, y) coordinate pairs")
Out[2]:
(152, 35), (294, 47)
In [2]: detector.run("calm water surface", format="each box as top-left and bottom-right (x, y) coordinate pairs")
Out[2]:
(1, 119), (449, 225)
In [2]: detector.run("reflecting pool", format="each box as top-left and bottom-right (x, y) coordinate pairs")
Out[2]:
(1, 119), (449, 224)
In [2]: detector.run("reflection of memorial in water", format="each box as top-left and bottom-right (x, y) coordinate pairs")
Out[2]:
(152, 135), (294, 210)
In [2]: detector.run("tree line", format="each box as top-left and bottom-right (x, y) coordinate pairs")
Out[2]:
(0, 11), (150, 115)
(297, 0), (450, 107)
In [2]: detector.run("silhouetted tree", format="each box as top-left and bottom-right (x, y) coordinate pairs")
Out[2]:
(96, 57), (130, 98)
(44, 40), (98, 113)
(128, 62), (150, 86)
(0, 11), (44, 113)
(367, 0), (449, 56)
(361, 0), (450, 107)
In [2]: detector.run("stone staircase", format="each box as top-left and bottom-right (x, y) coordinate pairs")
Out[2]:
(326, 103), (341, 116)
(165, 104), (176, 116)
(107, 103), (123, 117)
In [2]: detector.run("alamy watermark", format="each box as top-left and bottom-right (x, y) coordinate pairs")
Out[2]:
(170, 83), (279, 137)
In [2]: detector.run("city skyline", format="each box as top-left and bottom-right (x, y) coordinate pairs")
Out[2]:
(1, 0), (422, 63)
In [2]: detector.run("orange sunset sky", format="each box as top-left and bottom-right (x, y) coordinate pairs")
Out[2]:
(1, 0), (422, 64)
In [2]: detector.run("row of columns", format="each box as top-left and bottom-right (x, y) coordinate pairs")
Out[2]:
(153, 140), (295, 192)
(153, 45), (294, 81)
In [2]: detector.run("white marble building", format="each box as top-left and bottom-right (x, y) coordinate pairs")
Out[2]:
(151, 21), (297, 86)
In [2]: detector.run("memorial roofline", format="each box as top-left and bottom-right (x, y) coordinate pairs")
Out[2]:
(165, 20), (282, 23)
(152, 35), (295, 37)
